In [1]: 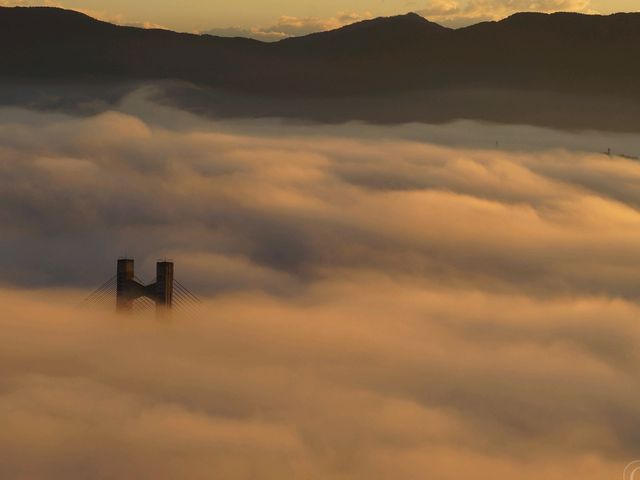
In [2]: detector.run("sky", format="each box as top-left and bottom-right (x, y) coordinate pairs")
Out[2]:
(2, 0), (639, 37)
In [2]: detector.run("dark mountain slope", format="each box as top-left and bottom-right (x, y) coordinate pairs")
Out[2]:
(2, 7), (640, 97)
(0, 7), (268, 87)
(453, 12), (640, 95)
(278, 13), (452, 55)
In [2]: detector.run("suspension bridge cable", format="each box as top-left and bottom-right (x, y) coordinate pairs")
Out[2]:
(80, 276), (116, 304)
(85, 277), (116, 297)
(173, 300), (198, 315)
(174, 280), (201, 303)
(174, 288), (198, 304)
(83, 281), (117, 304)
(84, 281), (116, 303)
(173, 296), (201, 313)
(84, 292), (116, 309)
(81, 279), (117, 308)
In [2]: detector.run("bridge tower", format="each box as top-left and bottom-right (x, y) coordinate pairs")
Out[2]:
(155, 261), (174, 316)
(116, 258), (174, 314)
(117, 258), (135, 312)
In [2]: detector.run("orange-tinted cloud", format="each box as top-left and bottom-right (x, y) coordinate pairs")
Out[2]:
(0, 281), (636, 478)
(0, 86), (639, 478)
(204, 12), (373, 41)
(418, 0), (595, 25)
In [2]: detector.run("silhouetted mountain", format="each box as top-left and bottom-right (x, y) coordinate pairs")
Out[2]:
(278, 12), (450, 54)
(2, 7), (640, 98)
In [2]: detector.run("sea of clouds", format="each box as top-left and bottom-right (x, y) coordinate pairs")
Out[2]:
(1, 86), (640, 479)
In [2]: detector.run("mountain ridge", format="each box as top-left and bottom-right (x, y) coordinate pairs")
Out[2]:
(1, 7), (640, 98)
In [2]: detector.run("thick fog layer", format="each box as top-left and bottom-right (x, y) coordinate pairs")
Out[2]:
(1, 88), (639, 479)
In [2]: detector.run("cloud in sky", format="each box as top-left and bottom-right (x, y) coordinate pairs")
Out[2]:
(0, 1), (366, 37)
(1, 86), (640, 478)
(203, 1), (592, 40)
(204, 11), (373, 41)
(418, 0), (595, 25)
(4, 0), (637, 34)
(199, 0), (601, 35)
(0, 0), (604, 36)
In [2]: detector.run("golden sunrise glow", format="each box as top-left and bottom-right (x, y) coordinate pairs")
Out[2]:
(1, 0), (638, 32)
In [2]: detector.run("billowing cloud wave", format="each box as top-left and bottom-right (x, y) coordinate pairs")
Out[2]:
(1, 87), (640, 478)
